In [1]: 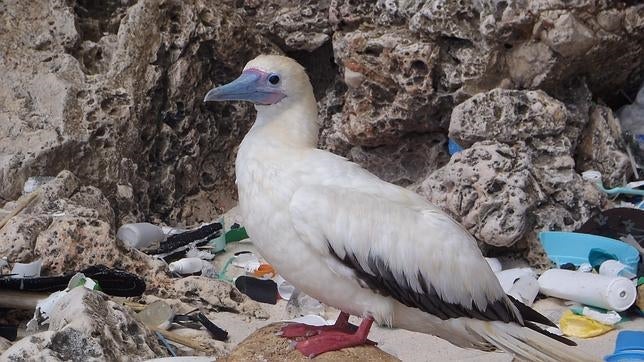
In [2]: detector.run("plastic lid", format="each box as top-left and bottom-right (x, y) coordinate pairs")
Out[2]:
(614, 331), (644, 353)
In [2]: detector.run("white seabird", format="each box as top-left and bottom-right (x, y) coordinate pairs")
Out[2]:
(204, 55), (595, 362)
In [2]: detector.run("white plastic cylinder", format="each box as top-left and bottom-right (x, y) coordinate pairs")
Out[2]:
(168, 258), (206, 275)
(599, 260), (636, 279)
(538, 269), (636, 312)
(116, 223), (165, 249)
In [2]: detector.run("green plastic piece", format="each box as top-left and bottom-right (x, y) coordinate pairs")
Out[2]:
(225, 227), (249, 243)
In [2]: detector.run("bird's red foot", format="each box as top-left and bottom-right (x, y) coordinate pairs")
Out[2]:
(293, 315), (375, 358)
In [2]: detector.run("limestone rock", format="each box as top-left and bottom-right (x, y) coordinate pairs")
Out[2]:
(0, 171), (158, 287)
(422, 141), (535, 247)
(222, 323), (399, 362)
(236, 0), (331, 52)
(422, 88), (605, 255)
(449, 89), (571, 147)
(0, 214), (52, 262)
(333, 27), (442, 147)
(576, 105), (631, 187)
(0, 288), (167, 362)
(0, 0), (278, 225)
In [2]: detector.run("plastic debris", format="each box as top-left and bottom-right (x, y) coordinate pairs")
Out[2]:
(136, 300), (175, 330)
(196, 312), (228, 341)
(560, 262), (576, 270)
(286, 289), (325, 318)
(185, 246), (215, 260)
(151, 221), (222, 259)
(617, 80), (644, 146)
(600, 260), (636, 279)
(570, 306), (622, 326)
(559, 310), (614, 338)
(231, 252), (260, 272)
(252, 263), (276, 279)
(117, 223), (166, 249)
(507, 275), (539, 307)
(582, 170), (644, 196)
(168, 257), (213, 276)
(495, 268), (539, 306)
(605, 330), (644, 362)
(447, 139), (464, 155)
(22, 176), (55, 195)
(538, 269), (636, 311)
(495, 268), (535, 292)
(578, 263), (593, 273)
(275, 275), (295, 301)
(0, 265), (146, 297)
(155, 331), (177, 357)
(539, 231), (640, 276)
(234, 276), (278, 304)
(284, 315), (334, 327)
(10, 259), (42, 278)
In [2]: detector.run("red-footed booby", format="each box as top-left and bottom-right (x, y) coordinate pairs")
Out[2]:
(204, 55), (595, 362)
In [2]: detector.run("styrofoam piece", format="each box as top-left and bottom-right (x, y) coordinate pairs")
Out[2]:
(10, 259), (42, 278)
(117, 223), (165, 249)
(485, 257), (502, 273)
(538, 269), (636, 312)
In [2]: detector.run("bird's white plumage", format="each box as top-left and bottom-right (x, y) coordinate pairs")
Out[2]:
(227, 55), (596, 362)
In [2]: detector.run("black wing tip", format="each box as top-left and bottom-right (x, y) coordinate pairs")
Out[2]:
(524, 321), (577, 346)
(508, 295), (557, 328)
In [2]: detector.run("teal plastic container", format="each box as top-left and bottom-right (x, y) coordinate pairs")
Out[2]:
(539, 231), (640, 276)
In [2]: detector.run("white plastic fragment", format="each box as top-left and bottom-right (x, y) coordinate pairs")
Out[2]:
(578, 307), (622, 325)
(117, 223), (166, 249)
(168, 257), (210, 275)
(10, 259), (42, 278)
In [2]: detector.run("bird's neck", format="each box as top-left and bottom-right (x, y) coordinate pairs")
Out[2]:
(250, 96), (319, 149)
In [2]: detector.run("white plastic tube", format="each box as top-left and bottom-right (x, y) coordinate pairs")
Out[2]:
(538, 269), (636, 311)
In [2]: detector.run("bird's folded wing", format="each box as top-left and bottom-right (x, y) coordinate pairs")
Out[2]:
(289, 184), (521, 323)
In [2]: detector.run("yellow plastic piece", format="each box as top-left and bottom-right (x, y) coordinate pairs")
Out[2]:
(559, 310), (614, 338)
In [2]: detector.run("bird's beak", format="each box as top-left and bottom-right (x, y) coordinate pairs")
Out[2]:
(203, 70), (285, 105)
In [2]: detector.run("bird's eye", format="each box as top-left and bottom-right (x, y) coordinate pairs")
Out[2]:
(268, 74), (280, 85)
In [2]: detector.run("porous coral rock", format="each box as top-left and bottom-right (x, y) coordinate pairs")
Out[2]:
(0, 288), (167, 362)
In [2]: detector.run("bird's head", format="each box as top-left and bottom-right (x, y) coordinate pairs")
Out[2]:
(203, 55), (313, 108)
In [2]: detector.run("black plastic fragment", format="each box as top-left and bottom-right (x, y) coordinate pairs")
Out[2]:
(234, 276), (278, 305)
(196, 312), (228, 341)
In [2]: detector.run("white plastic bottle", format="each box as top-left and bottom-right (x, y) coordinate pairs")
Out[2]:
(538, 269), (636, 312)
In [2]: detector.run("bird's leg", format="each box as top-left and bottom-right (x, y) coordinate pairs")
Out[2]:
(294, 316), (375, 358)
(279, 311), (353, 338)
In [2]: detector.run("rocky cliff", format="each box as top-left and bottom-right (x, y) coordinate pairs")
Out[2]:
(1, 0), (642, 261)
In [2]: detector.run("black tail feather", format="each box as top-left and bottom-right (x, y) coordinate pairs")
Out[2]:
(508, 295), (577, 347)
